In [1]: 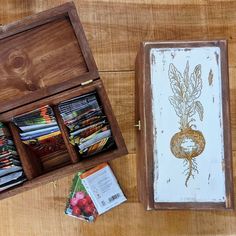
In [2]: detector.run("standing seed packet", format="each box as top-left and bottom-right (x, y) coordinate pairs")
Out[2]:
(58, 92), (116, 158)
(0, 122), (26, 191)
(12, 106), (66, 158)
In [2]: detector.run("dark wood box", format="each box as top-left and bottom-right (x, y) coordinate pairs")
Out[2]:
(135, 40), (234, 210)
(0, 2), (127, 200)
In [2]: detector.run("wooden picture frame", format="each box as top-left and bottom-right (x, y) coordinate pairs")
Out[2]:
(135, 40), (234, 210)
(0, 2), (128, 200)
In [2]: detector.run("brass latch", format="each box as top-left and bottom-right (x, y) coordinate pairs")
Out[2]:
(81, 79), (93, 86)
(134, 120), (141, 130)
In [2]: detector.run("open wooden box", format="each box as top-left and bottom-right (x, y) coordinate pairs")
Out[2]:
(135, 40), (234, 210)
(0, 2), (127, 199)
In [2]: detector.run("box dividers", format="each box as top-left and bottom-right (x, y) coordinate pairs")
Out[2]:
(52, 106), (79, 163)
(8, 122), (43, 180)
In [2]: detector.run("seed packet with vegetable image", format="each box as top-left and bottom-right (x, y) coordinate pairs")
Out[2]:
(80, 163), (127, 215)
(65, 172), (98, 223)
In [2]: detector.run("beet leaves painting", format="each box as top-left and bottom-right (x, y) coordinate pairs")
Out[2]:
(168, 61), (206, 187)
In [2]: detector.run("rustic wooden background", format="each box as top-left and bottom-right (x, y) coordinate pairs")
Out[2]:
(0, 0), (235, 235)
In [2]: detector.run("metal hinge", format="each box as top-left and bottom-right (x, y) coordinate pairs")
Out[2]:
(81, 79), (93, 86)
(134, 120), (141, 131)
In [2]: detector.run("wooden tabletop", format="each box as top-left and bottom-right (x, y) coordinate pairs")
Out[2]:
(0, 0), (235, 235)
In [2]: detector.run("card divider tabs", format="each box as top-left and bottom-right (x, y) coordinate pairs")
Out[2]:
(8, 122), (43, 180)
(52, 106), (79, 163)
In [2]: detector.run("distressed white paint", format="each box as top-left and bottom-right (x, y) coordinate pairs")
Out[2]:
(151, 46), (226, 202)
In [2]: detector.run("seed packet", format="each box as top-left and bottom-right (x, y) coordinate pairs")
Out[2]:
(25, 133), (66, 157)
(0, 151), (18, 160)
(0, 171), (24, 185)
(0, 144), (16, 154)
(13, 106), (67, 160)
(0, 122), (26, 192)
(80, 163), (127, 215)
(0, 165), (22, 178)
(80, 137), (115, 157)
(65, 172), (98, 222)
(78, 130), (111, 150)
(67, 114), (105, 131)
(0, 175), (26, 192)
(69, 121), (107, 142)
(20, 125), (59, 138)
(19, 122), (58, 132)
(0, 138), (14, 147)
(0, 123), (11, 137)
(58, 92), (99, 118)
(65, 163), (126, 222)
(0, 159), (21, 168)
(12, 105), (56, 128)
(58, 92), (116, 158)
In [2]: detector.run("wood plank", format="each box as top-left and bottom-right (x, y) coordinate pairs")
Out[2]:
(0, 175), (236, 236)
(2, 1), (236, 71)
(77, 0), (236, 71)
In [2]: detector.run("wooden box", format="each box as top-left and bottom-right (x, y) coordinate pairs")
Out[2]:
(0, 2), (127, 199)
(135, 40), (234, 210)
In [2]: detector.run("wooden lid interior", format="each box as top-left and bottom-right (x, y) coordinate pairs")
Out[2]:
(0, 2), (98, 113)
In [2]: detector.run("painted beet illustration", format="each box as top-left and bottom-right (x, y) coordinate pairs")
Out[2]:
(168, 61), (205, 187)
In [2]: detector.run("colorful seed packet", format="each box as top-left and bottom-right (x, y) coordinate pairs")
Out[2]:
(58, 92), (116, 158)
(65, 171), (98, 222)
(65, 163), (126, 222)
(0, 122), (26, 192)
(12, 105), (56, 128)
(13, 106), (66, 159)
(80, 163), (127, 215)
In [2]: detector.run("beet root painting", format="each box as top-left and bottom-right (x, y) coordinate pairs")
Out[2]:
(151, 45), (226, 203)
(168, 61), (205, 187)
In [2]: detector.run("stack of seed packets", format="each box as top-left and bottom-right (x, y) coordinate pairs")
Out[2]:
(0, 123), (26, 192)
(65, 163), (127, 223)
(58, 92), (115, 158)
(12, 106), (65, 158)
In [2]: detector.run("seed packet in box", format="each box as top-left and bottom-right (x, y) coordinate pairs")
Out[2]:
(65, 172), (98, 223)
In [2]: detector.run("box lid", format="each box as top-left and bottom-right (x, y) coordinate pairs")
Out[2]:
(0, 2), (99, 113)
(135, 40), (233, 210)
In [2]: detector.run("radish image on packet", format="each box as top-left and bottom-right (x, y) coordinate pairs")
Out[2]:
(65, 172), (98, 223)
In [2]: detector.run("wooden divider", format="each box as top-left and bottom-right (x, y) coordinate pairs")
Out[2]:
(53, 106), (79, 163)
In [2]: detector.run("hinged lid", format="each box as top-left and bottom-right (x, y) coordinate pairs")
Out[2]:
(136, 40), (234, 210)
(0, 2), (99, 113)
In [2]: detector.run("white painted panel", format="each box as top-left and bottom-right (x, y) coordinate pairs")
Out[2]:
(151, 46), (225, 202)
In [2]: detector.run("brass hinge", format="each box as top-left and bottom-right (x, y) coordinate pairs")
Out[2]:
(134, 120), (141, 131)
(81, 79), (93, 86)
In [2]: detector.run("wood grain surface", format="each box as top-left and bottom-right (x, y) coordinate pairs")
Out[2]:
(0, 0), (235, 235)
